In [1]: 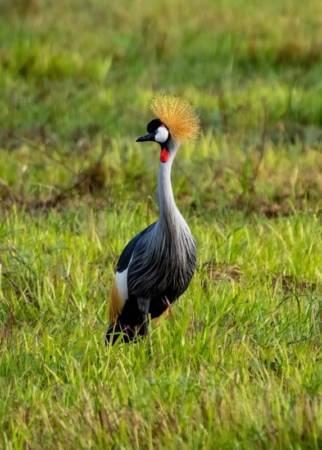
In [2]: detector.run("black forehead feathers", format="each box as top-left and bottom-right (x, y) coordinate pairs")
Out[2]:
(147, 118), (162, 133)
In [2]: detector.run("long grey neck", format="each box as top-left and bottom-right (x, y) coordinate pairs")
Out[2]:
(157, 145), (183, 230)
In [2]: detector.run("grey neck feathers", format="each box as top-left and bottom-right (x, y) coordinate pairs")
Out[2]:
(158, 151), (177, 223)
(157, 144), (189, 235)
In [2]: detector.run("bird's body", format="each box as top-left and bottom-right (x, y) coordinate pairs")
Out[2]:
(106, 96), (199, 344)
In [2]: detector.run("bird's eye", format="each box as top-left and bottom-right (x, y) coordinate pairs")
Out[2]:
(155, 126), (169, 143)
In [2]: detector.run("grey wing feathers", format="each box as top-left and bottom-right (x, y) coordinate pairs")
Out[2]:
(127, 221), (196, 301)
(116, 222), (156, 272)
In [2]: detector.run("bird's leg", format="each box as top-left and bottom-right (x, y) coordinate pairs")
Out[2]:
(137, 297), (151, 314)
(136, 297), (151, 337)
(164, 295), (172, 316)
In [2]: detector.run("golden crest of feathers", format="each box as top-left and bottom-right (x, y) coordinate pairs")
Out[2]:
(151, 95), (200, 142)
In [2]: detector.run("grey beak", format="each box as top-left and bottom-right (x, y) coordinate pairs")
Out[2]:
(136, 132), (155, 142)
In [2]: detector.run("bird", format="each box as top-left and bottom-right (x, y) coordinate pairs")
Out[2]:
(105, 95), (200, 344)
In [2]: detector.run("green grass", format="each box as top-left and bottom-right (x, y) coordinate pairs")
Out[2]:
(0, 0), (321, 448)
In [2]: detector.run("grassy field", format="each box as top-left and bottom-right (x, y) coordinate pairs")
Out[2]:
(0, 0), (321, 448)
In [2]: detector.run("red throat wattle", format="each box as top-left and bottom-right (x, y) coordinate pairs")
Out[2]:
(160, 148), (170, 163)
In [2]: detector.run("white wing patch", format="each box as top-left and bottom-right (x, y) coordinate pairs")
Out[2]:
(115, 268), (128, 307)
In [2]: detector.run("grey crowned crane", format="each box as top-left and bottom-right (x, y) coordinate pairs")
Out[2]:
(106, 95), (200, 344)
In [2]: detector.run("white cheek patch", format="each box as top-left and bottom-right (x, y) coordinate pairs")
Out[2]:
(155, 126), (169, 143)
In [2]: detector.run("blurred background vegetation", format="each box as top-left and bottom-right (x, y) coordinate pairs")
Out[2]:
(0, 0), (321, 215)
(1, 0), (322, 138)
